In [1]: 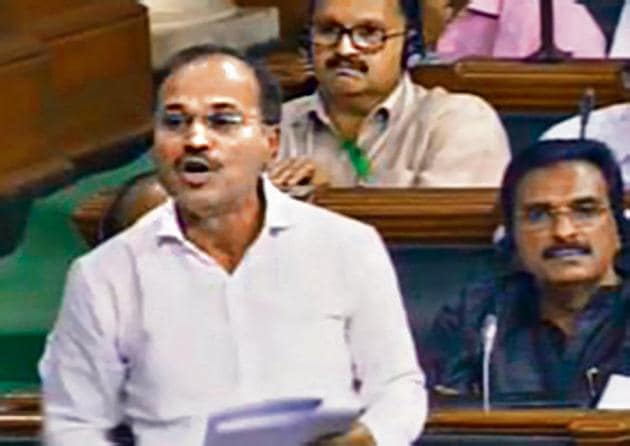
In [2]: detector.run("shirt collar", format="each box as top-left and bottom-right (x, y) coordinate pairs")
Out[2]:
(305, 73), (413, 131)
(377, 72), (413, 123)
(156, 198), (182, 242)
(156, 176), (293, 243)
(260, 174), (293, 230)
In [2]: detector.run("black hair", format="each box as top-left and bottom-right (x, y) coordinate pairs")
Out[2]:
(304, 0), (425, 68)
(98, 171), (161, 243)
(498, 139), (629, 274)
(154, 44), (282, 125)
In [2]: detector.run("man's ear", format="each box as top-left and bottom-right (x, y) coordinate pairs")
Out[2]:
(264, 125), (280, 161)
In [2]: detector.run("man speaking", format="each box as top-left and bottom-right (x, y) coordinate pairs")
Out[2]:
(39, 45), (426, 445)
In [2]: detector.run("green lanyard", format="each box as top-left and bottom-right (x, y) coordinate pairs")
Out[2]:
(341, 139), (371, 180)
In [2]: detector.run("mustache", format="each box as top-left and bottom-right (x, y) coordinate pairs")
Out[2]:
(542, 244), (592, 259)
(325, 55), (369, 73)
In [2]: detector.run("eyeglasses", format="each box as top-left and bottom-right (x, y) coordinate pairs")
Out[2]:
(157, 110), (259, 137)
(311, 23), (406, 52)
(516, 200), (611, 231)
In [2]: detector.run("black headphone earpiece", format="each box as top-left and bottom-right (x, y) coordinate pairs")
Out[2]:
(300, 25), (314, 65)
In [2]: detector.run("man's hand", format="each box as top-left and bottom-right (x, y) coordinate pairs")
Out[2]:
(307, 423), (376, 446)
(268, 157), (329, 190)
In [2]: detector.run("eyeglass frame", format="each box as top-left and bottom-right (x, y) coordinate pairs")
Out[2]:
(155, 108), (263, 138)
(309, 22), (407, 52)
(515, 199), (612, 232)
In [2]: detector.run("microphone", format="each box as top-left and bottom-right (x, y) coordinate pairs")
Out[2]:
(579, 88), (596, 140)
(481, 314), (498, 412)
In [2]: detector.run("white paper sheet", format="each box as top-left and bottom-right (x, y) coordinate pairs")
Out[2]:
(597, 374), (630, 409)
(204, 398), (360, 446)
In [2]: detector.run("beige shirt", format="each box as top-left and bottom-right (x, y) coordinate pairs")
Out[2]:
(280, 74), (511, 187)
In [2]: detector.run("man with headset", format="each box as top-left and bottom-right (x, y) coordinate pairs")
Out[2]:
(271, 0), (510, 189)
(428, 139), (630, 406)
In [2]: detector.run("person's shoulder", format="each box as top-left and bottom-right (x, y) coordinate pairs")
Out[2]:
(284, 194), (380, 243)
(460, 272), (504, 305)
(282, 94), (317, 124)
(459, 270), (535, 318)
(289, 195), (375, 231)
(591, 102), (630, 118)
(415, 84), (499, 117)
(432, 271), (505, 332)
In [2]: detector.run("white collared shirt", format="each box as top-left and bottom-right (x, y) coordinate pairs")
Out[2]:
(39, 179), (427, 445)
(610, 0), (630, 58)
(540, 103), (630, 184)
(281, 74), (510, 187)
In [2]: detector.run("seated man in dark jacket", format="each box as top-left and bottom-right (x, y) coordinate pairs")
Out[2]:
(428, 138), (630, 407)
